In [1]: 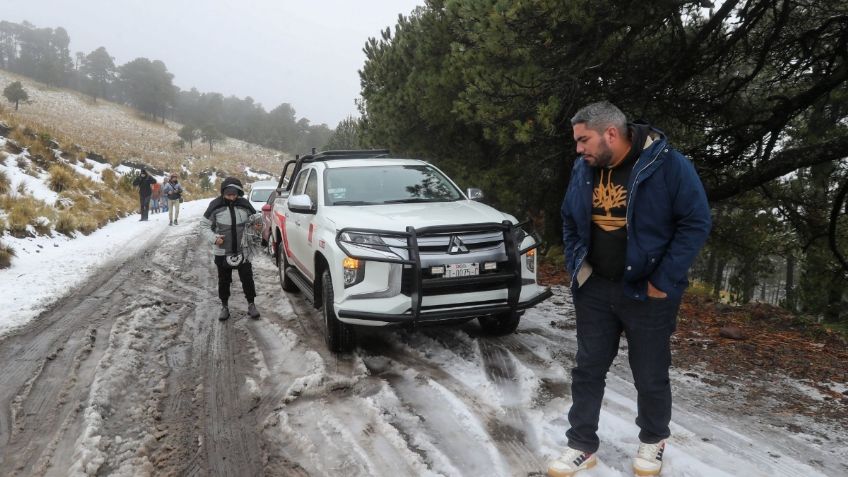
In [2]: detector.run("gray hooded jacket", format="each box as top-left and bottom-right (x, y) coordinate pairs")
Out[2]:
(200, 197), (260, 258)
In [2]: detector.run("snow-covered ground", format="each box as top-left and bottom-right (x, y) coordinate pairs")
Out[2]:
(0, 201), (844, 476)
(0, 200), (207, 335)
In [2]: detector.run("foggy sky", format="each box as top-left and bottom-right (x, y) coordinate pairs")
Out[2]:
(0, 0), (422, 126)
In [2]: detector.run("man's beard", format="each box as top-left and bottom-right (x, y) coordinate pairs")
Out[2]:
(594, 141), (615, 168)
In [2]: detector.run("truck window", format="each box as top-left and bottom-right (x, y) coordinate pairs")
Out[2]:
(304, 170), (318, 205)
(291, 169), (309, 195)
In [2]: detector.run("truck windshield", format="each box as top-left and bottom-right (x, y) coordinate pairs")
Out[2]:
(325, 165), (463, 206)
(249, 189), (274, 203)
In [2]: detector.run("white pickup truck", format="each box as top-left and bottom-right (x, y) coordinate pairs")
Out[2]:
(268, 150), (552, 352)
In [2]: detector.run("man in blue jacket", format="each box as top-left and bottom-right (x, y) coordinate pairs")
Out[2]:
(549, 102), (711, 477)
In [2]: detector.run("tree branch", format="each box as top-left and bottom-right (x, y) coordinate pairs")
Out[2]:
(705, 135), (848, 201)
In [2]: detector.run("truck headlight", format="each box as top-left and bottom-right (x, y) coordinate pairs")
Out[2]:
(339, 231), (391, 252)
(525, 248), (536, 273)
(343, 256), (365, 287)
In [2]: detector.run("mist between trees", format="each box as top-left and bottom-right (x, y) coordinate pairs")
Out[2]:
(0, 20), (335, 156)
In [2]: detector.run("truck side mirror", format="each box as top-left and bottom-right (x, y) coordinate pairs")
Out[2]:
(288, 194), (316, 214)
(467, 188), (484, 201)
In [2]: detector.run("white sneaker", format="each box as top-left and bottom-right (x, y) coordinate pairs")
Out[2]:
(633, 440), (666, 476)
(547, 447), (597, 477)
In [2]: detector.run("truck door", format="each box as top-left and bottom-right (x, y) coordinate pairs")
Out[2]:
(285, 168), (318, 282)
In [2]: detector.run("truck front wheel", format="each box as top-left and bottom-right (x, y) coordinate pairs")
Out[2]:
(277, 244), (299, 293)
(321, 269), (355, 353)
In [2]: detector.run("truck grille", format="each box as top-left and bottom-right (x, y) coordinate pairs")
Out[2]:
(400, 262), (512, 296)
(416, 231), (505, 255)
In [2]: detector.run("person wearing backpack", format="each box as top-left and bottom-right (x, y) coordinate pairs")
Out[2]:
(200, 177), (261, 321)
(162, 173), (184, 225)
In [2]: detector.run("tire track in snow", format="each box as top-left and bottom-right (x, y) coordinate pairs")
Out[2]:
(478, 340), (546, 474)
(0, 226), (170, 475)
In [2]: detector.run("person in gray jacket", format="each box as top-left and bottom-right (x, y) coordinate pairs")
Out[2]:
(201, 177), (261, 321)
(162, 173), (184, 225)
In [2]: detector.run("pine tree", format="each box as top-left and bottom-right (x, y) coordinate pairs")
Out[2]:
(3, 81), (28, 110)
(201, 124), (224, 152)
(178, 124), (200, 149)
(81, 46), (116, 102)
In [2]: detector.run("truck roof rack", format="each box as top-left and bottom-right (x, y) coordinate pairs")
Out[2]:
(302, 149), (391, 162)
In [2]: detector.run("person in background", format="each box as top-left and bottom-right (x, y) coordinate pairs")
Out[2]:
(550, 101), (711, 477)
(200, 177), (261, 321)
(132, 169), (157, 221)
(160, 176), (169, 214)
(151, 180), (162, 214)
(162, 173), (184, 225)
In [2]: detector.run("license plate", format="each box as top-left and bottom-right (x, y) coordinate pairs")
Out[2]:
(445, 263), (479, 278)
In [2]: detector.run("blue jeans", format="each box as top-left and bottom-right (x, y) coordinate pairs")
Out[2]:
(566, 275), (680, 453)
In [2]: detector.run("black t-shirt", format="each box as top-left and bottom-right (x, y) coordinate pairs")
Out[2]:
(587, 124), (648, 281)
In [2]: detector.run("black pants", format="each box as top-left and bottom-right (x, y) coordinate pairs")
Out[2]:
(139, 194), (151, 220)
(214, 256), (257, 306)
(566, 275), (681, 453)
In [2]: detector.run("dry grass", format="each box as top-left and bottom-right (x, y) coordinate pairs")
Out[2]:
(48, 164), (76, 192)
(0, 153), (137, 238)
(101, 168), (117, 187)
(0, 69), (288, 178)
(54, 210), (77, 236)
(0, 194), (55, 237)
(1, 69), (283, 246)
(0, 240), (14, 269)
(56, 182), (136, 234)
(0, 169), (9, 194)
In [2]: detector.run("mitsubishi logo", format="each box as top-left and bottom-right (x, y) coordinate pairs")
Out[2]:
(448, 235), (469, 254)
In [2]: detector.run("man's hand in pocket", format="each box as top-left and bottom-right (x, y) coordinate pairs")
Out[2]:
(647, 281), (667, 299)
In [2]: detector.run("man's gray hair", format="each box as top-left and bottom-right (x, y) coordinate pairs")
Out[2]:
(570, 101), (627, 133)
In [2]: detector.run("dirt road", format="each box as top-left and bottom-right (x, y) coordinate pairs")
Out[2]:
(0, 214), (844, 476)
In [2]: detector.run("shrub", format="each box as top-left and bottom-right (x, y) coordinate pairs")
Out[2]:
(6, 206), (33, 237)
(48, 165), (76, 192)
(31, 215), (50, 236)
(54, 211), (77, 236)
(0, 240), (14, 269)
(58, 191), (88, 215)
(76, 216), (98, 235)
(77, 176), (97, 195)
(118, 173), (136, 193)
(90, 208), (112, 228)
(0, 169), (9, 194)
(1, 195), (55, 238)
(101, 168), (117, 187)
(27, 140), (53, 162)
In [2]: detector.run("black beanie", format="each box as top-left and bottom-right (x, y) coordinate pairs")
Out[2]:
(220, 177), (245, 197)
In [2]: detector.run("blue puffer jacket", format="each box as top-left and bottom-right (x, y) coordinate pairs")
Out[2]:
(561, 128), (711, 300)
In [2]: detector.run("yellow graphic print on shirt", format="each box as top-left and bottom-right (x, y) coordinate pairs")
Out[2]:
(592, 169), (627, 231)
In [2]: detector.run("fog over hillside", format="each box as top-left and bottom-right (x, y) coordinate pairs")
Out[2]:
(0, 69), (285, 176)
